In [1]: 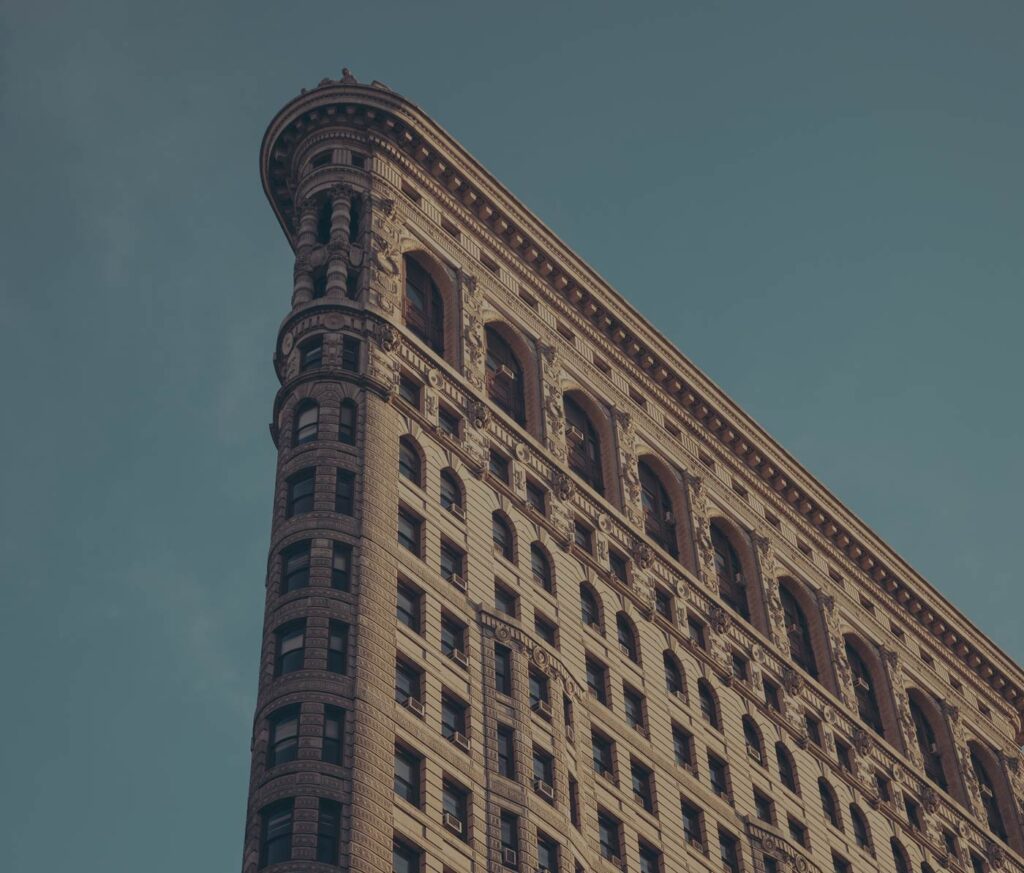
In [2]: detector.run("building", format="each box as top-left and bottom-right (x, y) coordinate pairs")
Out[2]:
(242, 70), (1024, 873)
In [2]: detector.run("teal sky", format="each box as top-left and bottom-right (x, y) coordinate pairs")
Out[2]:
(1, 2), (1021, 870)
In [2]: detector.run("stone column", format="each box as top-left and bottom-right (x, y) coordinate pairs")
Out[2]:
(325, 184), (353, 299)
(460, 271), (485, 391)
(614, 409), (642, 528)
(752, 527), (787, 650)
(683, 471), (719, 596)
(880, 646), (923, 769)
(819, 593), (854, 709)
(539, 342), (566, 461)
(365, 193), (401, 317)
(292, 200), (320, 306)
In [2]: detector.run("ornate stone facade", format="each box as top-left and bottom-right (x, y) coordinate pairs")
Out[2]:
(243, 72), (1024, 873)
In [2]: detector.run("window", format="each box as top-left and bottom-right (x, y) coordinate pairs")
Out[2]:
(624, 685), (646, 733)
(835, 738), (852, 773)
(442, 779), (469, 840)
(891, 840), (911, 873)
(708, 754), (730, 801)
(586, 656), (608, 705)
(492, 512), (514, 561)
(488, 448), (511, 483)
(439, 470), (462, 514)
(404, 255), (445, 355)
(315, 199), (331, 244)
(851, 805), (872, 852)
(805, 712), (822, 747)
(681, 801), (703, 849)
(293, 401), (319, 445)
(394, 745), (423, 804)
(776, 743), (798, 793)
(832, 852), (851, 873)
(299, 336), (322, 371)
(338, 398), (357, 444)
(631, 759), (654, 812)
(322, 706), (343, 765)
(497, 725), (516, 777)
(286, 468), (316, 517)
(394, 660), (422, 705)
(819, 778), (841, 829)
(711, 522), (749, 620)
(275, 621), (305, 675)
(638, 842), (661, 873)
(609, 549), (629, 583)
(719, 830), (740, 873)
(564, 394), (604, 494)
(971, 746), (1009, 840)
(568, 776), (580, 829)
(534, 614), (557, 646)
(563, 695), (573, 731)
(494, 643), (513, 695)
(348, 193), (362, 239)
(398, 438), (421, 485)
(616, 613), (639, 663)
(687, 616), (706, 649)
(846, 639), (884, 735)
(327, 621), (348, 673)
(598, 812), (622, 862)
(398, 374), (421, 407)
(397, 508), (421, 554)
(788, 817), (808, 848)
(530, 543), (553, 592)
(440, 613), (466, 660)
(396, 581), (422, 632)
(909, 694), (948, 790)
(316, 799), (341, 864)
(698, 679), (719, 729)
(526, 480), (546, 514)
(743, 716), (764, 766)
(731, 653), (748, 682)
(639, 460), (677, 556)
(533, 746), (554, 795)
(260, 799), (293, 866)
(438, 405), (460, 438)
(970, 853), (987, 873)
(494, 582), (518, 617)
(664, 651), (685, 697)
(875, 771), (891, 802)
(331, 542), (352, 590)
(439, 540), (464, 584)
(280, 541), (310, 593)
(335, 469), (355, 515)
(580, 583), (600, 629)
(763, 677), (781, 712)
(267, 705), (300, 767)
(501, 811), (519, 867)
(754, 790), (774, 824)
(592, 730), (614, 778)
(780, 581), (817, 677)
(529, 668), (550, 713)
(485, 325), (526, 425)
(904, 793), (922, 831)
(672, 725), (695, 769)
(340, 335), (360, 371)
(573, 520), (593, 552)
(654, 587), (673, 620)
(392, 837), (421, 873)
(441, 692), (467, 742)
(538, 833), (560, 873)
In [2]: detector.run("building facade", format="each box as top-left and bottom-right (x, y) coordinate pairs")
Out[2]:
(242, 71), (1024, 873)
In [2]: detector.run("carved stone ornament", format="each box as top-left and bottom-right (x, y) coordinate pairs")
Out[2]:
(426, 369), (442, 388)
(281, 332), (295, 356)
(552, 470), (574, 502)
(891, 761), (904, 783)
(782, 666), (804, 696)
(985, 840), (1007, 869)
(852, 727), (872, 757)
(375, 322), (399, 352)
(596, 512), (611, 533)
(921, 784), (940, 814)
(632, 540), (654, 570)
(708, 604), (730, 635)
(467, 399), (490, 429)
(514, 442), (530, 462)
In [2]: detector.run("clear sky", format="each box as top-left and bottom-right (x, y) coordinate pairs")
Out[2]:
(1, 1), (1021, 870)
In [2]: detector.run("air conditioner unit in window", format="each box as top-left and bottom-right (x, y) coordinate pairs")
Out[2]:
(928, 742), (940, 755)
(619, 643), (633, 658)
(853, 676), (870, 691)
(663, 510), (675, 524)
(447, 502), (465, 519)
(448, 573), (467, 592)
(687, 836), (704, 852)
(533, 779), (554, 801)
(501, 847), (518, 867)
(448, 648), (469, 668)
(531, 699), (552, 719)
(402, 696), (425, 718)
(442, 811), (463, 834)
(734, 572), (746, 586)
(496, 363), (516, 380)
(746, 746), (763, 763)
(449, 731), (471, 753)
(565, 425), (584, 443)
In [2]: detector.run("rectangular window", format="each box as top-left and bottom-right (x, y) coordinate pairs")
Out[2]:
(286, 468), (316, 517)
(805, 713), (822, 747)
(497, 724), (516, 778)
(569, 776), (580, 828)
(573, 520), (593, 552)
(338, 400), (357, 444)
(754, 790), (774, 824)
(533, 746), (554, 794)
(591, 730), (614, 779)
(394, 745), (422, 805)
(835, 738), (852, 773)
(529, 668), (550, 712)
(719, 830), (740, 873)
(398, 375), (421, 407)
(494, 643), (513, 695)
(397, 508), (422, 555)
(788, 817), (808, 847)
(267, 705), (300, 767)
(534, 614), (558, 646)
(340, 335), (360, 371)
(396, 581), (422, 632)
(681, 801), (703, 849)
(280, 541), (310, 593)
(440, 540), (464, 584)
(335, 469), (355, 515)
(316, 799), (341, 864)
(586, 656), (608, 705)
(501, 811), (520, 865)
(526, 479), (546, 514)
(904, 794), (922, 831)
(763, 677), (781, 712)
(260, 799), (294, 866)
(598, 812), (622, 862)
(687, 616), (706, 649)
(731, 653), (748, 682)
(708, 754), (730, 801)
(631, 759), (654, 812)
(394, 660), (422, 705)
(327, 620), (348, 673)
(441, 692), (467, 740)
(654, 587), (673, 619)
(275, 620), (305, 676)
(638, 842), (661, 873)
(438, 405), (461, 437)
(322, 705), (344, 765)
(494, 583), (518, 617)
(538, 834), (560, 873)
(392, 837), (421, 873)
(442, 779), (469, 841)
(299, 336), (322, 371)
(609, 550), (629, 583)
(832, 853), (851, 873)
(624, 686), (646, 732)
(673, 725), (695, 769)
(331, 542), (352, 590)
(489, 450), (510, 483)
(440, 613), (466, 660)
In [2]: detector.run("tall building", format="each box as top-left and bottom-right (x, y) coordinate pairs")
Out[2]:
(243, 71), (1024, 873)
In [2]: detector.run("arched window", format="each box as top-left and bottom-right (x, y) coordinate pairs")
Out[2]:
(971, 745), (1009, 842)
(338, 399), (357, 445)
(530, 543), (553, 592)
(617, 613), (639, 664)
(776, 742), (798, 793)
(294, 400), (319, 445)
(639, 461), (677, 557)
(398, 437), (422, 486)
(580, 583), (601, 630)
(909, 694), (948, 791)
(711, 523), (749, 620)
(564, 394), (604, 495)
(845, 638), (885, 736)
(404, 255), (444, 355)
(891, 840), (911, 873)
(779, 581), (818, 678)
(743, 717), (764, 767)
(492, 512), (514, 562)
(439, 469), (462, 514)
(698, 679), (720, 730)
(819, 779), (841, 829)
(663, 651), (685, 697)
(485, 326), (526, 425)
(850, 805), (872, 852)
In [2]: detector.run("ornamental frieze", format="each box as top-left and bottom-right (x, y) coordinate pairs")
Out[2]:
(478, 609), (581, 701)
(746, 821), (822, 873)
